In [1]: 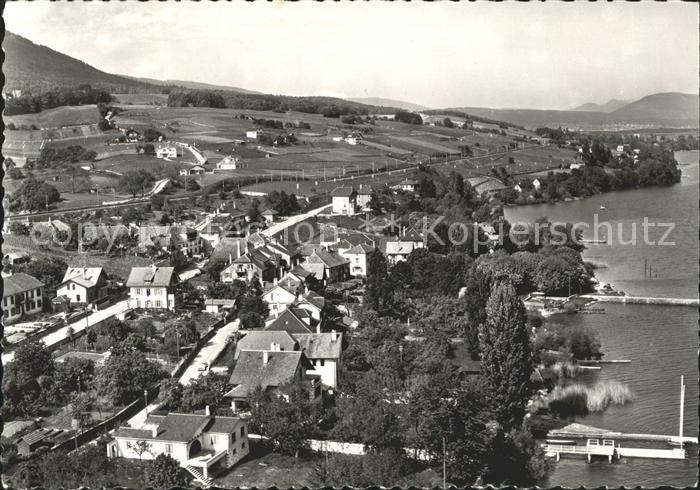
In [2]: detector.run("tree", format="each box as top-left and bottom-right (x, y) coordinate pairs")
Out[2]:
(146, 454), (189, 488)
(86, 328), (98, 350)
(158, 378), (184, 410)
(126, 440), (152, 460)
(249, 383), (317, 457)
(8, 177), (61, 212)
(3, 340), (55, 416)
(15, 256), (68, 290)
(364, 249), (392, 313)
(119, 170), (155, 197)
(478, 279), (532, 431)
(179, 372), (230, 412)
(96, 345), (166, 406)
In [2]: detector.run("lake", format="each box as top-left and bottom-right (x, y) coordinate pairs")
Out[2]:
(506, 151), (699, 487)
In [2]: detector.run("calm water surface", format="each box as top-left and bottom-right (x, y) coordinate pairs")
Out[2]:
(506, 151), (699, 487)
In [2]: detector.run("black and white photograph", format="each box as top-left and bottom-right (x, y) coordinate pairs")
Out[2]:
(1, 1), (698, 488)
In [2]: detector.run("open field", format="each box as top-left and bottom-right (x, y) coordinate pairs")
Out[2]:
(6, 105), (103, 128)
(112, 93), (169, 105)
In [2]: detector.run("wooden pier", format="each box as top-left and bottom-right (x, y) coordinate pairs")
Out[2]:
(548, 423), (698, 445)
(579, 294), (699, 307)
(543, 439), (616, 463)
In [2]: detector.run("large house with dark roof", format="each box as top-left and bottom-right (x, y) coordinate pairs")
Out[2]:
(126, 265), (176, 310)
(225, 349), (320, 412)
(108, 410), (249, 485)
(56, 267), (107, 306)
(3, 273), (44, 322)
(301, 249), (350, 285)
(264, 308), (314, 334)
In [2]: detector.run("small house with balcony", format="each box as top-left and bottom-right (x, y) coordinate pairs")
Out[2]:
(108, 410), (249, 485)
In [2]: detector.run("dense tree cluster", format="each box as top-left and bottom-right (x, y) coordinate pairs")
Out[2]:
(4, 85), (113, 116)
(168, 90), (394, 116)
(118, 170), (156, 197)
(265, 190), (300, 216)
(8, 177), (61, 212)
(394, 110), (423, 125)
(31, 145), (97, 169)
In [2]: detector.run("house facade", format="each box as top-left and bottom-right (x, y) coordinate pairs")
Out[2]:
(294, 331), (343, 390)
(56, 267), (107, 306)
(126, 266), (176, 310)
(3, 273), (44, 323)
(156, 147), (178, 159)
(262, 283), (298, 317)
(330, 187), (356, 216)
(302, 249), (350, 284)
(108, 411), (249, 485)
(340, 243), (374, 277)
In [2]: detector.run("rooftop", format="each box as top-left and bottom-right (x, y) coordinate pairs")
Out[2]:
(235, 330), (298, 358)
(126, 266), (175, 288)
(227, 350), (310, 399)
(294, 332), (343, 359)
(330, 186), (355, 197)
(4, 273), (44, 297)
(264, 308), (313, 334)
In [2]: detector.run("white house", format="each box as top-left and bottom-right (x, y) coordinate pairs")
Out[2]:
(204, 298), (236, 315)
(108, 410), (249, 485)
(217, 155), (243, 170)
(398, 179), (418, 192)
(345, 137), (359, 145)
(56, 267), (107, 306)
(261, 209), (279, 224)
(293, 331), (343, 390)
(340, 243), (374, 277)
(3, 273), (44, 323)
(126, 266), (176, 310)
(532, 178), (542, 191)
(330, 187), (356, 216)
(513, 184), (523, 193)
(246, 129), (264, 140)
(262, 283), (298, 317)
(180, 165), (206, 176)
(156, 147), (178, 159)
(384, 228), (425, 265)
(355, 186), (373, 210)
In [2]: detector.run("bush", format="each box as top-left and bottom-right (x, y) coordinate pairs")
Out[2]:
(547, 381), (634, 416)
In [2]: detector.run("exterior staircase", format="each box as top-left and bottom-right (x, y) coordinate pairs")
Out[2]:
(184, 465), (213, 487)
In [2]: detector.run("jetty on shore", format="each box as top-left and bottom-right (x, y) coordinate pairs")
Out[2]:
(548, 423), (697, 446)
(579, 294), (699, 307)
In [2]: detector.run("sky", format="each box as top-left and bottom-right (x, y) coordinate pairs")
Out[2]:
(4, 2), (698, 110)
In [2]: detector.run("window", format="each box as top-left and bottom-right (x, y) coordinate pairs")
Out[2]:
(136, 288), (142, 295)
(232, 432), (237, 442)
(76, 294), (81, 302)
(241, 442), (246, 449)
(319, 360), (325, 367)
(241, 426), (246, 437)
(165, 443), (172, 454)
(146, 288), (151, 296)
(155, 300), (161, 308)
(232, 448), (237, 455)
(210, 436), (217, 445)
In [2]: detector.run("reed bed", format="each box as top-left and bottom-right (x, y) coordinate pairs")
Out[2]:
(547, 380), (634, 416)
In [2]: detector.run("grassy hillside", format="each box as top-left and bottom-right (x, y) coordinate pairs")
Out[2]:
(3, 31), (161, 93)
(347, 97), (430, 112)
(122, 75), (260, 95)
(609, 92), (698, 123)
(5, 105), (103, 129)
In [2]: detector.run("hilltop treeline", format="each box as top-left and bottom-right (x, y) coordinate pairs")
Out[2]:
(4, 85), (113, 116)
(167, 90), (398, 116)
(424, 109), (525, 130)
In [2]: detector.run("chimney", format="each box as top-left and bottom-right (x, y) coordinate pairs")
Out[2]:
(263, 351), (269, 364)
(270, 342), (281, 352)
(273, 277), (278, 286)
(237, 240), (242, 258)
(316, 323), (321, 334)
(151, 426), (158, 438)
(331, 329), (338, 342)
(205, 405), (211, 416)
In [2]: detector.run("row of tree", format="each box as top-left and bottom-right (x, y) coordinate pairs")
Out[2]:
(5, 85), (113, 116)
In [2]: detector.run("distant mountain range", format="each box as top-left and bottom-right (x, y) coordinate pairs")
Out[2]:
(452, 93), (698, 129)
(572, 99), (630, 113)
(347, 97), (430, 112)
(4, 30), (696, 129)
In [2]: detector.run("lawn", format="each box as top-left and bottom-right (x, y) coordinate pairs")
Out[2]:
(212, 446), (320, 488)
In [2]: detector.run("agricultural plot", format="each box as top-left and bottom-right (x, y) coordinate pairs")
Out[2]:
(92, 153), (189, 177)
(112, 93), (169, 105)
(5, 105), (103, 128)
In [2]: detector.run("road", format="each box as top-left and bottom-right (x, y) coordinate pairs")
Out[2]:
(126, 318), (240, 428)
(2, 299), (130, 365)
(261, 204), (332, 237)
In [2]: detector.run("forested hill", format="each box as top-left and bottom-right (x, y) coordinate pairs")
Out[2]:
(3, 31), (160, 93)
(167, 90), (402, 116)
